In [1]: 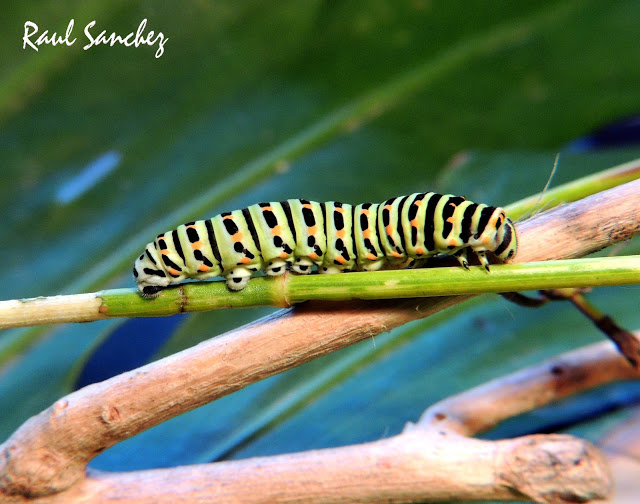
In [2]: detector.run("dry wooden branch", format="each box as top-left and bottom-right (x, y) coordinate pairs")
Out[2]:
(1, 180), (639, 502)
(417, 339), (640, 436)
(513, 179), (640, 263)
(5, 341), (633, 504)
(38, 432), (611, 504)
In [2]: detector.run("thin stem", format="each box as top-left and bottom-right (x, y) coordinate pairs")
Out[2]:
(2, 257), (640, 330)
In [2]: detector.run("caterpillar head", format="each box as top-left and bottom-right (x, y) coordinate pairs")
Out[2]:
(133, 245), (171, 298)
(493, 216), (517, 262)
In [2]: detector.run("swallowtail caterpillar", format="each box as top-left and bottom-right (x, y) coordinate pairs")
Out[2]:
(133, 192), (517, 297)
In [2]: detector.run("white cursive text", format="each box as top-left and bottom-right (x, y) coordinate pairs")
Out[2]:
(23, 19), (168, 58)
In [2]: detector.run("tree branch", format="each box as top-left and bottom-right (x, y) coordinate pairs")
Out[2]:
(67, 433), (611, 504)
(5, 341), (632, 504)
(417, 340), (640, 435)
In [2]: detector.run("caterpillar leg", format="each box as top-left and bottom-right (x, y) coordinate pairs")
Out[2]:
(291, 257), (314, 274)
(361, 259), (386, 271)
(140, 285), (164, 298)
(454, 249), (470, 270)
(225, 267), (253, 290)
(476, 251), (491, 272)
(265, 259), (289, 276)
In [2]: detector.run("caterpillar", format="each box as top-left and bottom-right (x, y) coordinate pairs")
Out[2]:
(133, 192), (517, 297)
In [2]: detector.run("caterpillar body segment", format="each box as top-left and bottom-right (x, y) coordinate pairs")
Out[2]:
(287, 199), (326, 274)
(133, 193), (517, 297)
(321, 202), (356, 274)
(354, 202), (385, 271)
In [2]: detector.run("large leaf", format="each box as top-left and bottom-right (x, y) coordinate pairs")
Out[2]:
(1, 3), (640, 502)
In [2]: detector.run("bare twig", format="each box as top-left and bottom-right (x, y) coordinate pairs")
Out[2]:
(512, 179), (640, 263)
(568, 291), (640, 367)
(417, 340), (640, 435)
(1, 180), (639, 501)
(500, 290), (551, 307)
(501, 288), (640, 367)
(5, 341), (633, 504)
(44, 432), (611, 504)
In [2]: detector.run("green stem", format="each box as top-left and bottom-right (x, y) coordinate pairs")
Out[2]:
(101, 256), (640, 318)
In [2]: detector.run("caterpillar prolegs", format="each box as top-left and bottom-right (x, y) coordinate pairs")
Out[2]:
(133, 192), (517, 297)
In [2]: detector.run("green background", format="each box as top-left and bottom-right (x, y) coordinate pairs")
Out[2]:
(1, 2), (640, 501)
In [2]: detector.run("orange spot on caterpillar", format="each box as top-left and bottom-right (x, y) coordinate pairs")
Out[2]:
(391, 251), (403, 258)
(198, 264), (210, 272)
(366, 253), (376, 260)
(279, 252), (289, 259)
(240, 257), (251, 265)
(448, 239), (457, 246)
(482, 236), (491, 245)
(169, 268), (180, 276)
(335, 207), (345, 214)
(335, 255), (347, 265)
(410, 219), (419, 227)
(363, 229), (371, 239)
(232, 232), (244, 242)
(361, 209), (370, 216)
(303, 203), (313, 209)
(271, 225), (282, 235)
(161, 250), (169, 255)
(415, 247), (425, 255)
(385, 225), (393, 236)
(191, 241), (202, 250)
(309, 252), (319, 260)
(335, 229), (345, 238)
(446, 216), (454, 224)
(307, 225), (317, 234)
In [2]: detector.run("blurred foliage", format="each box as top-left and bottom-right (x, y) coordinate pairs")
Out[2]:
(1, 2), (640, 502)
